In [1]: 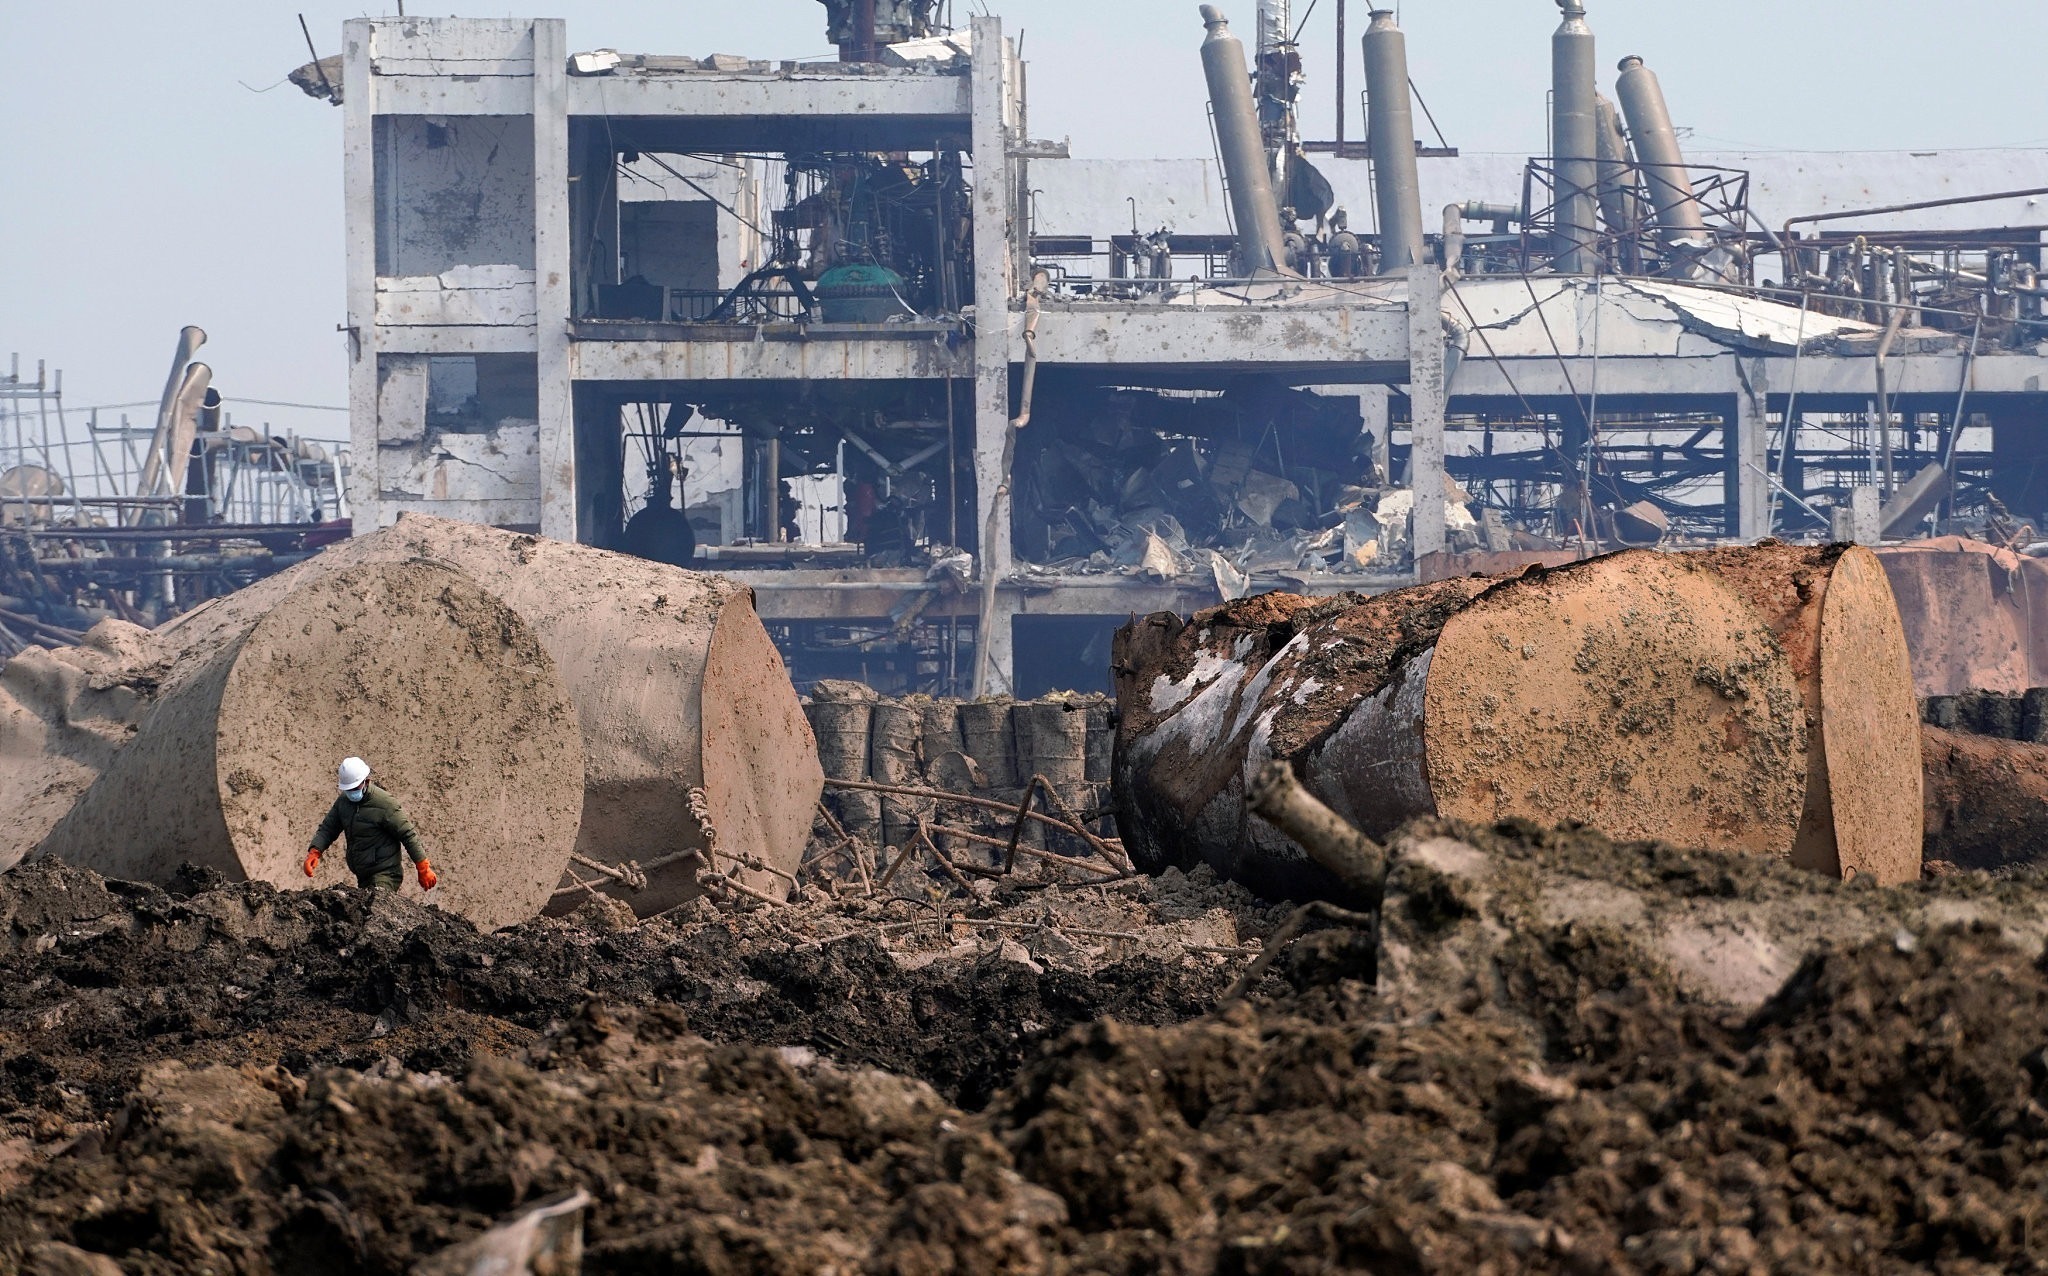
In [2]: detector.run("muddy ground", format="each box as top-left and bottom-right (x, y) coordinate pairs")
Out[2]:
(5, 825), (2048, 1273)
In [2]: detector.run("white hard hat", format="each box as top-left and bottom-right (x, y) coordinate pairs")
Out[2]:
(337, 757), (371, 791)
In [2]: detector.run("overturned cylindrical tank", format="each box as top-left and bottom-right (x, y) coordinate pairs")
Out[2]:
(294, 517), (825, 915)
(1113, 552), (1813, 900)
(36, 561), (587, 931)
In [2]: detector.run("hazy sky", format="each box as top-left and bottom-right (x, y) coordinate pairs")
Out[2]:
(4, 0), (2046, 442)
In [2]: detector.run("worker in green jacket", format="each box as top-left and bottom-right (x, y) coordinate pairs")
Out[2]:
(303, 756), (438, 893)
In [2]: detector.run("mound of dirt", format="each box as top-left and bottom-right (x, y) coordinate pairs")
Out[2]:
(0, 855), (1270, 1143)
(7, 819), (2048, 1272)
(1922, 724), (2048, 874)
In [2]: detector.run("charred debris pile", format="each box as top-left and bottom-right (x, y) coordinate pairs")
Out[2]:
(1012, 384), (1525, 585)
(9, 821), (2048, 1271)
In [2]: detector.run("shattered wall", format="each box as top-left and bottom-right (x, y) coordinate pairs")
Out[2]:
(373, 353), (542, 528)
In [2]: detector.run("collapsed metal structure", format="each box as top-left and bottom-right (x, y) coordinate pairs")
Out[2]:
(0, 342), (351, 655)
(307, 0), (2048, 696)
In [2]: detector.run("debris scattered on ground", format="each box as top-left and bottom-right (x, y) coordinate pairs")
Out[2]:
(6, 817), (2048, 1272)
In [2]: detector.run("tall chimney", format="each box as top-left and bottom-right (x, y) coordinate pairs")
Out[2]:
(1615, 55), (1710, 261)
(1551, 0), (1598, 274)
(1362, 10), (1426, 272)
(1200, 5), (1288, 275)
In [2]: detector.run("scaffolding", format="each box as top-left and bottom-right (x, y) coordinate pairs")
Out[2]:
(0, 353), (354, 654)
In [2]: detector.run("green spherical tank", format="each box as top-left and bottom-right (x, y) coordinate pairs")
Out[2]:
(814, 264), (910, 323)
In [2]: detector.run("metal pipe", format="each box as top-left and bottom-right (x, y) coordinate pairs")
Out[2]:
(1940, 313), (1983, 524)
(1333, 0), (1347, 155)
(1614, 55), (1709, 260)
(851, 0), (879, 61)
(1010, 271), (1048, 429)
(1456, 201), (1521, 225)
(1362, 9), (1425, 272)
(141, 362), (211, 528)
(1444, 201), (1519, 273)
(1783, 184), (2048, 242)
(1873, 300), (1908, 497)
(1246, 760), (1386, 902)
(1200, 5), (1288, 275)
(1550, 0), (1598, 274)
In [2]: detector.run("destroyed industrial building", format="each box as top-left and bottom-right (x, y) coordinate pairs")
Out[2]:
(16, 1), (2048, 1269)
(243, 0), (2048, 702)
(9, 0), (2048, 698)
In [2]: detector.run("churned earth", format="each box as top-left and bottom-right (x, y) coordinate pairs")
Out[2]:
(4, 823), (2048, 1273)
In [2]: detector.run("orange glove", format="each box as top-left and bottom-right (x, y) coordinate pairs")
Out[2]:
(416, 859), (438, 892)
(303, 849), (321, 878)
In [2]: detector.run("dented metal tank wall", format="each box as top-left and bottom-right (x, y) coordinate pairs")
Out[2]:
(1200, 4), (1288, 275)
(1362, 9), (1426, 272)
(1112, 547), (1928, 902)
(1113, 553), (1815, 901)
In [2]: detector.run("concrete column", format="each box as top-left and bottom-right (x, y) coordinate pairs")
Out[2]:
(1408, 264), (1448, 567)
(532, 19), (576, 542)
(341, 20), (381, 532)
(1832, 487), (1881, 544)
(1731, 358), (1772, 541)
(970, 15), (1016, 695)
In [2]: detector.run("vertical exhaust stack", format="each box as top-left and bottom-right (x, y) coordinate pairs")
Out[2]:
(1200, 5), (1288, 276)
(1362, 10), (1426, 272)
(1615, 55), (1710, 265)
(1551, 0), (1599, 274)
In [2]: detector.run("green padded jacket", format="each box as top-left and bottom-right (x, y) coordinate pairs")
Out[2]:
(311, 783), (426, 876)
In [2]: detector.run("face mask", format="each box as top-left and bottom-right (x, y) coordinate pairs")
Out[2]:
(345, 787), (366, 803)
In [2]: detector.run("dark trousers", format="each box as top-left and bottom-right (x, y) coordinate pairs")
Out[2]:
(354, 866), (403, 892)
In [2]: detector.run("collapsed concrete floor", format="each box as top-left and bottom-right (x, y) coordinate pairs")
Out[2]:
(7, 817), (2048, 1272)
